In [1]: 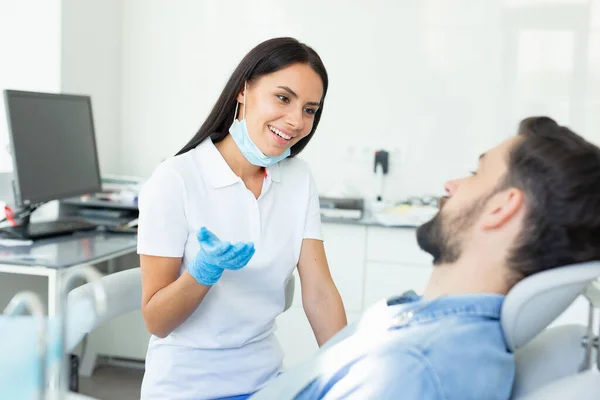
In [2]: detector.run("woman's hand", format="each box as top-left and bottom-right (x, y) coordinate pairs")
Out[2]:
(188, 227), (255, 286)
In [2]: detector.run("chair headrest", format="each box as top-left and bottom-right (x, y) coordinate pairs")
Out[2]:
(501, 261), (600, 352)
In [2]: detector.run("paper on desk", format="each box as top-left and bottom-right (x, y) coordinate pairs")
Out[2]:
(0, 238), (34, 247)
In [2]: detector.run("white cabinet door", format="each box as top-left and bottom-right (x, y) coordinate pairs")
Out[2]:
(275, 308), (361, 369)
(89, 310), (151, 359)
(363, 262), (433, 309)
(275, 308), (317, 369)
(312, 223), (367, 313)
(366, 226), (432, 266)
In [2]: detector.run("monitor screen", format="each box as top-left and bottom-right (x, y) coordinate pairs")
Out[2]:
(4, 90), (102, 206)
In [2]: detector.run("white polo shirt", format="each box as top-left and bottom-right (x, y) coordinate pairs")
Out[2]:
(137, 138), (322, 400)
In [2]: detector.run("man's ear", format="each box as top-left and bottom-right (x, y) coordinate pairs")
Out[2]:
(480, 188), (523, 230)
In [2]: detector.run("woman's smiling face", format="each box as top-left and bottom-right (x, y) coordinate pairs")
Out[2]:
(236, 62), (324, 156)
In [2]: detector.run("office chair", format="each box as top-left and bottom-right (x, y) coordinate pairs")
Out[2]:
(501, 261), (600, 399)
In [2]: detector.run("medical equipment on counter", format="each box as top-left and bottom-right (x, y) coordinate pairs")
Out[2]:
(371, 195), (440, 226)
(319, 197), (364, 220)
(373, 204), (438, 227)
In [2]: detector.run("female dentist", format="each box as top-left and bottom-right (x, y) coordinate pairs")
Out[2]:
(137, 37), (347, 400)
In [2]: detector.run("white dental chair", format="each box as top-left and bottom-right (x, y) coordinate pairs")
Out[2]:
(66, 267), (297, 365)
(66, 267), (143, 352)
(501, 261), (600, 399)
(512, 278), (600, 400)
(249, 261), (600, 400)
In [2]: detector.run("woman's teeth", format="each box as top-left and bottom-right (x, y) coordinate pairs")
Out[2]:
(269, 126), (291, 140)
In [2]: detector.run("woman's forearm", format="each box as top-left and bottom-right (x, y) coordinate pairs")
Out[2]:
(303, 284), (347, 346)
(143, 271), (211, 338)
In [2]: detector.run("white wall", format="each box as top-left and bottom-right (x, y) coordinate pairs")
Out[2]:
(0, 0), (123, 176)
(2, 1), (600, 201)
(0, 0), (62, 172)
(118, 0), (600, 202)
(61, 0), (123, 175)
(3, 0), (589, 202)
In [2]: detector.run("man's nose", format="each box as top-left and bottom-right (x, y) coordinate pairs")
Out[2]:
(444, 179), (460, 196)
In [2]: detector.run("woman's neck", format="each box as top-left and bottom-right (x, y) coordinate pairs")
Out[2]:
(215, 134), (263, 180)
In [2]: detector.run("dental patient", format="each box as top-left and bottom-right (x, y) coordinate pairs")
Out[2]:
(251, 116), (600, 400)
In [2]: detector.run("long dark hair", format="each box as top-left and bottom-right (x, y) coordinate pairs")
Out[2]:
(176, 37), (328, 156)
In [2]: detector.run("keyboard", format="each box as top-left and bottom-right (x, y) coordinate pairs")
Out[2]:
(1, 219), (98, 240)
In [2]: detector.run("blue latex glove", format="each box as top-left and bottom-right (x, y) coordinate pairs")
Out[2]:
(189, 227), (255, 286)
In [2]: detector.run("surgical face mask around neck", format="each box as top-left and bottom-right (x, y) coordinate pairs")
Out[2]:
(229, 82), (291, 167)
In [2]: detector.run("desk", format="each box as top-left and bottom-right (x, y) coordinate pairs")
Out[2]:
(0, 230), (137, 316)
(0, 230), (139, 377)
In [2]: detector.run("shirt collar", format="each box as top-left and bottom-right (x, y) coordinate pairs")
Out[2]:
(194, 138), (239, 188)
(266, 162), (282, 183)
(387, 293), (505, 324)
(194, 138), (282, 188)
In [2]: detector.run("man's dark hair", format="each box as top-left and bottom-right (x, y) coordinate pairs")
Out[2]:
(505, 116), (600, 286)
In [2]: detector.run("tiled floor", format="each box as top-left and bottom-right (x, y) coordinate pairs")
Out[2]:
(78, 365), (144, 400)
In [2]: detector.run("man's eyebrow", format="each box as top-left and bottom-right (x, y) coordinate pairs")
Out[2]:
(479, 153), (486, 161)
(277, 86), (321, 107)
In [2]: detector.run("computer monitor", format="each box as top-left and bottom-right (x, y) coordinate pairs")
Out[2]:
(4, 90), (102, 206)
(1, 90), (102, 239)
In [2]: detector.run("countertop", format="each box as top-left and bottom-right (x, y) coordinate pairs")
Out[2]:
(320, 214), (419, 229)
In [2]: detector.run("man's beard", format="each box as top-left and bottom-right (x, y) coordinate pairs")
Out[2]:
(416, 194), (492, 265)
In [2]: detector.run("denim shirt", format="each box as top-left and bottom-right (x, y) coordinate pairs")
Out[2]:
(295, 294), (514, 400)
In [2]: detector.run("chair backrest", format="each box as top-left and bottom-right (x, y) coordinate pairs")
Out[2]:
(511, 324), (587, 399)
(502, 261), (600, 352)
(66, 267), (297, 351)
(501, 261), (600, 399)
